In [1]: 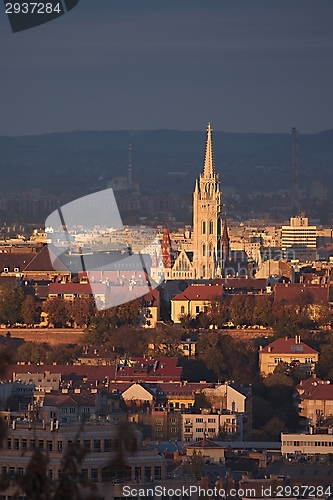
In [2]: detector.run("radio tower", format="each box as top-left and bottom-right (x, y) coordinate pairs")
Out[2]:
(128, 141), (132, 192)
(292, 127), (299, 215)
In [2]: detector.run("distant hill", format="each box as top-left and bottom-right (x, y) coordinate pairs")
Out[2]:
(0, 129), (332, 198)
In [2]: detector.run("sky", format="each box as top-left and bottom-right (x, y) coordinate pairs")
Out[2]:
(0, 0), (333, 135)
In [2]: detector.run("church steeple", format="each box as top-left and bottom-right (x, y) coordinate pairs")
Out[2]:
(222, 218), (230, 261)
(203, 122), (215, 179)
(192, 123), (222, 279)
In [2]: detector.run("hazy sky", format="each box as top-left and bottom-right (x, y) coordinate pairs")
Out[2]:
(0, 0), (332, 135)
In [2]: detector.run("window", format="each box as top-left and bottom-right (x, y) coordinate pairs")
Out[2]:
(144, 466), (151, 480)
(47, 440), (53, 452)
(196, 428), (204, 432)
(209, 221), (214, 234)
(274, 357), (283, 363)
(202, 221), (206, 234)
(207, 428), (215, 433)
(14, 438), (19, 450)
(69, 407), (76, 413)
(22, 439), (27, 450)
(57, 441), (63, 452)
(196, 418), (203, 423)
(115, 439), (121, 451)
(195, 306), (200, 314)
(306, 357), (313, 363)
(155, 466), (162, 480)
(208, 418), (215, 423)
(30, 439), (36, 449)
(202, 244), (206, 257)
(104, 439), (112, 452)
(7, 438), (11, 450)
(81, 469), (88, 479)
(91, 468), (98, 482)
(18, 467), (24, 475)
(39, 440), (44, 450)
(62, 407), (68, 413)
(180, 305), (185, 314)
(135, 467), (141, 480)
(83, 407), (90, 413)
(94, 439), (101, 452)
(49, 469), (53, 480)
(84, 439), (90, 450)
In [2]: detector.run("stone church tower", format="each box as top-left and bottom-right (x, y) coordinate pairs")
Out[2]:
(192, 123), (222, 278)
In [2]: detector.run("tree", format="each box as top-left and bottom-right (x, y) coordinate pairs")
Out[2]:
(229, 295), (247, 326)
(46, 345), (80, 365)
(17, 342), (47, 364)
(43, 297), (70, 327)
(69, 296), (96, 328)
(21, 295), (39, 327)
(0, 284), (25, 326)
(253, 295), (273, 326)
(208, 298), (229, 328)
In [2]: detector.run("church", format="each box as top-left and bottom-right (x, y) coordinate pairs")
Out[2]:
(150, 123), (231, 282)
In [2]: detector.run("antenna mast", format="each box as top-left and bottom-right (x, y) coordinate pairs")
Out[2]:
(292, 127), (299, 215)
(128, 141), (132, 192)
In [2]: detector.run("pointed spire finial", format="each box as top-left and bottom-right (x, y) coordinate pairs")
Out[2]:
(203, 122), (215, 178)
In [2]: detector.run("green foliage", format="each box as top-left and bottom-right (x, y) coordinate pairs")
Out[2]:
(17, 342), (47, 364)
(21, 295), (39, 326)
(0, 284), (25, 326)
(253, 295), (273, 326)
(194, 392), (212, 409)
(43, 297), (70, 328)
(186, 451), (203, 480)
(46, 345), (81, 365)
(69, 296), (96, 328)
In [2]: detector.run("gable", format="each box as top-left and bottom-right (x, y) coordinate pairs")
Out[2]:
(122, 383), (154, 401)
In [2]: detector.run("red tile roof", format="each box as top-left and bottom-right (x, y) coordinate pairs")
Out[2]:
(261, 337), (318, 355)
(274, 283), (329, 304)
(48, 282), (108, 295)
(296, 375), (327, 394)
(5, 357), (182, 383)
(23, 246), (69, 273)
(0, 252), (35, 273)
(300, 384), (333, 401)
(211, 278), (267, 290)
(172, 284), (223, 301)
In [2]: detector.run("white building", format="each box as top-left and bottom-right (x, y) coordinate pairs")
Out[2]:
(281, 432), (333, 456)
(282, 216), (317, 261)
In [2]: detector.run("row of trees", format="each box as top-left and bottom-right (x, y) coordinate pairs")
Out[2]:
(180, 293), (331, 333)
(0, 284), (145, 328)
(0, 284), (97, 328)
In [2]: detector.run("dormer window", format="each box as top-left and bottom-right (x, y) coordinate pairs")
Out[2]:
(3, 267), (8, 273)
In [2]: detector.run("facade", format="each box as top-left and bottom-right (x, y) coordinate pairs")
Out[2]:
(0, 420), (199, 499)
(296, 376), (333, 426)
(170, 284), (223, 323)
(202, 382), (252, 440)
(259, 336), (319, 376)
(185, 439), (225, 462)
(281, 432), (333, 456)
(192, 123), (223, 279)
(282, 216), (317, 261)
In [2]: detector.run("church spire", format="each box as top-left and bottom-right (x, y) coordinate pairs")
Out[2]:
(203, 122), (215, 179)
(222, 218), (230, 262)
